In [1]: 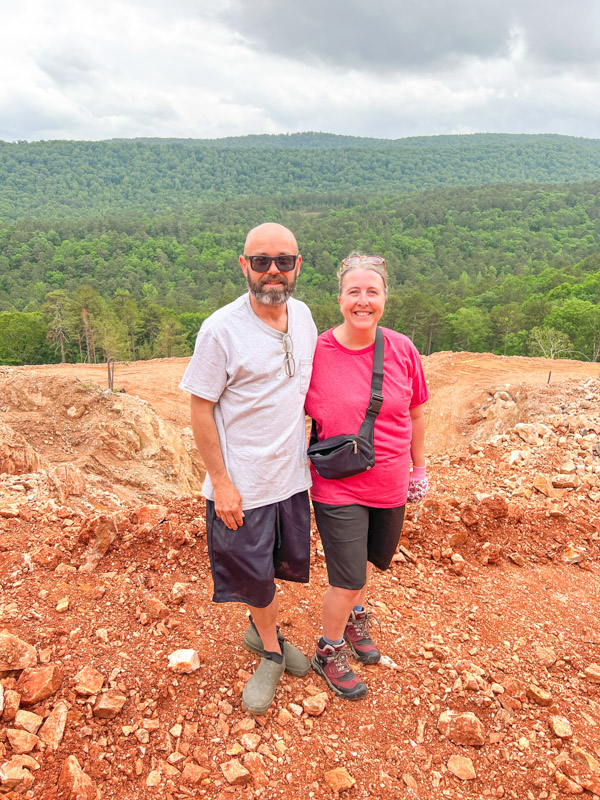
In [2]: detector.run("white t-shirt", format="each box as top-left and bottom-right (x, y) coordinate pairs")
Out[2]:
(179, 293), (317, 510)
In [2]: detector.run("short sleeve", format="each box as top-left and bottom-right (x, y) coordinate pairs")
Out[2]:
(179, 326), (227, 402)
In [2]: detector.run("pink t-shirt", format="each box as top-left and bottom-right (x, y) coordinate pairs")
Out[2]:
(304, 327), (428, 508)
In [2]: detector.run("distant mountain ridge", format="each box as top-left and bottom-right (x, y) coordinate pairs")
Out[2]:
(1, 133), (600, 221)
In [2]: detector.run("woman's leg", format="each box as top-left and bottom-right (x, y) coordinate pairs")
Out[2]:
(356, 561), (373, 609)
(311, 502), (369, 699)
(322, 585), (362, 642)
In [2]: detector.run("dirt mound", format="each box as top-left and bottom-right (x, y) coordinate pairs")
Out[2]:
(0, 370), (203, 512)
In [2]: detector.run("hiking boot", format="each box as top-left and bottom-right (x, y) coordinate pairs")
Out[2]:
(243, 618), (310, 677)
(344, 609), (381, 664)
(242, 655), (286, 714)
(311, 638), (367, 700)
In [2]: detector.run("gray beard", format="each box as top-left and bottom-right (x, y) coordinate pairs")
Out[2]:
(247, 273), (296, 306)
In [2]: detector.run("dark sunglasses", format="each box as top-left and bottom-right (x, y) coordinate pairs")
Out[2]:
(244, 254), (299, 272)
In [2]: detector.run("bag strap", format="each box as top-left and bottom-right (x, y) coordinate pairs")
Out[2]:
(309, 327), (385, 447)
(357, 326), (384, 443)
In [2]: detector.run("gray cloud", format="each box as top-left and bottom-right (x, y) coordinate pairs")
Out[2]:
(1, 0), (599, 142)
(221, 0), (514, 71)
(221, 0), (600, 72)
(38, 49), (97, 89)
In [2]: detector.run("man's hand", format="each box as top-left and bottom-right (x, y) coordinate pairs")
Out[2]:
(213, 481), (244, 530)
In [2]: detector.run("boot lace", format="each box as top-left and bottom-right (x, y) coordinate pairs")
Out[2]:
(353, 612), (381, 640)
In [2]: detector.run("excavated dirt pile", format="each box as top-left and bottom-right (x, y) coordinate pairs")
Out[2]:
(0, 369), (203, 512)
(1, 356), (600, 800)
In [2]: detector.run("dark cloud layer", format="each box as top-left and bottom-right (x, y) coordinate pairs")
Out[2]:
(222, 0), (600, 72)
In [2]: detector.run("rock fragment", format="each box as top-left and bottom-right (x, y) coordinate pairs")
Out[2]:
(78, 514), (119, 573)
(447, 755), (476, 780)
(555, 770), (584, 795)
(167, 649), (200, 673)
(557, 752), (600, 795)
(14, 710), (43, 734)
(221, 758), (251, 786)
(92, 691), (126, 719)
(171, 582), (188, 604)
(7, 729), (41, 754)
(526, 685), (553, 706)
(73, 666), (105, 696)
(302, 693), (327, 716)
(438, 711), (486, 746)
(1, 689), (20, 721)
(562, 543), (585, 564)
(131, 505), (168, 525)
(16, 664), (62, 707)
(0, 758), (36, 793)
(549, 715), (573, 738)
(56, 596), (69, 613)
(584, 663), (600, 684)
(240, 733), (261, 751)
(244, 752), (268, 788)
(571, 746), (600, 775)
(324, 767), (356, 792)
(146, 595), (169, 620)
(181, 763), (210, 784)
(0, 632), (37, 671)
(38, 702), (68, 749)
(146, 770), (161, 787)
(535, 645), (557, 667)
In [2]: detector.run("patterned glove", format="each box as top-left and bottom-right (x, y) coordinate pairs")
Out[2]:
(407, 465), (428, 503)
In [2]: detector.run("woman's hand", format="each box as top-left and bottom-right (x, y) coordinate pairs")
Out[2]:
(407, 465), (428, 503)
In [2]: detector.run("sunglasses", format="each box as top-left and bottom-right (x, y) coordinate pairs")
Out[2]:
(341, 255), (385, 267)
(244, 254), (299, 273)
(282, 333), (295, 378)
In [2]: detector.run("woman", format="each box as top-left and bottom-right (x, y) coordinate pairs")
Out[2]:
(305, 253), (428, 699)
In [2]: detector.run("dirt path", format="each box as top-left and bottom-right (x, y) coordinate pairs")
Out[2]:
(28, 351), (600, 454)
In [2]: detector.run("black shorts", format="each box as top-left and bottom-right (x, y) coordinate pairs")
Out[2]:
(312, 501), (406, 590)
(206, 491), (311, 608)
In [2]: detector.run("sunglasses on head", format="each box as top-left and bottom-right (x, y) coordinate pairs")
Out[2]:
(244, 254), (299, 272)
(341, 255), (385, 267)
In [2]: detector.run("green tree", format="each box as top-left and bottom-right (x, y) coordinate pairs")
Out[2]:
(0, 312), (53, 365)
(446, 307), (491, 352)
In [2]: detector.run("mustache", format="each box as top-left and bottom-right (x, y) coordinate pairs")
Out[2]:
(258, 275), (287, 285)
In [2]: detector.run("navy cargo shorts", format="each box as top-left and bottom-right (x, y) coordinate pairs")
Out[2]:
(205, 490), (311, 608)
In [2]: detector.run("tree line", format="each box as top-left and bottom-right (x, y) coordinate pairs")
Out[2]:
(2, 133), (600, 221)
(2, 250), (600, 366)
(1, 179), (599, 366)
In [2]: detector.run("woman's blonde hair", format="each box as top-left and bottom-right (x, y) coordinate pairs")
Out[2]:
(337, 251), (388, 296)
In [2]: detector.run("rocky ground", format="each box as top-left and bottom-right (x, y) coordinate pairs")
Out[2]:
(1, 355), (600, 799)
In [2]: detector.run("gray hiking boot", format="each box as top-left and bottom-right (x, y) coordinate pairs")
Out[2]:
(242, 655), (286, 714)
(243, 618), (310, 677)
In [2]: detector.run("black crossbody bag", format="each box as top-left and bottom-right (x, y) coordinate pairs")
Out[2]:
(307, 327), (384, 480)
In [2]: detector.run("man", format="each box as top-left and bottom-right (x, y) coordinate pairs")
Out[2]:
(179, 222), (317, 714)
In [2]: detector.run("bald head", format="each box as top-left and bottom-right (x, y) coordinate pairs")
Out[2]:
(244, 223), (298, 255)
(240, 222), (302, 308)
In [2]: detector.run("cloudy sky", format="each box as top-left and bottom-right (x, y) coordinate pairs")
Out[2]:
(2, 0), (600, 142)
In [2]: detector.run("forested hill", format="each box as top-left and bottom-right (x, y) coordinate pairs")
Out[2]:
(2, 133), (600, 221)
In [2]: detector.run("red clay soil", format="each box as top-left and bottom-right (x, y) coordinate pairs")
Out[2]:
(1, 352), (600, 799)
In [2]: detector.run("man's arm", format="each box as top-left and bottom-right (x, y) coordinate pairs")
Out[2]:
(190, 394), (244, 530)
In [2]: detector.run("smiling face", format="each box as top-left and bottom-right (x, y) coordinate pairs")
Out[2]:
(338, 267), (386, 332)
(240, 223), (301, 307)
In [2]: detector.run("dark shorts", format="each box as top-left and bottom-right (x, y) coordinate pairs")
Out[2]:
(206, 491), (311, 609)
(312, 501), (406, 590)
